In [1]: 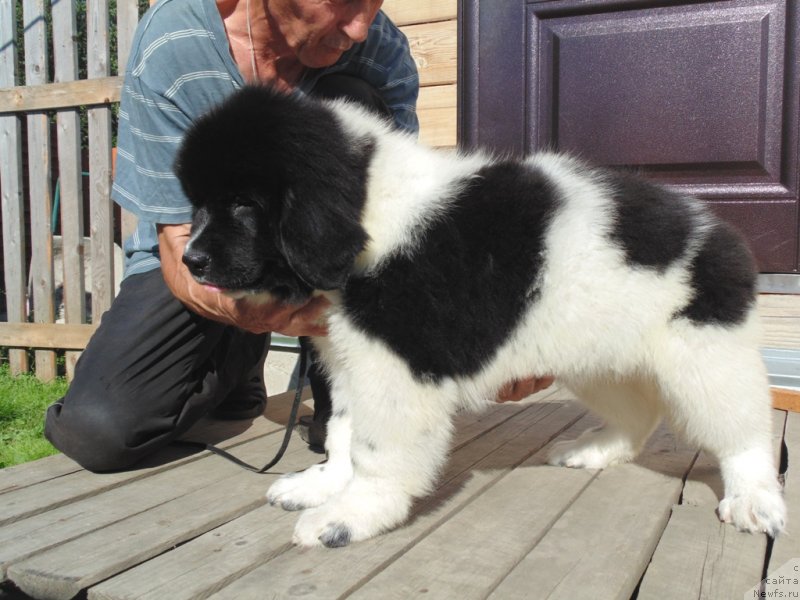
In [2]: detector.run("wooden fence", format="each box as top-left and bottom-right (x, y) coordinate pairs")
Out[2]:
(0, 0), (458, 381)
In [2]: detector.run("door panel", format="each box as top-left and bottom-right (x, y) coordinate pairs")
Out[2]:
(459, 0), (800, 272)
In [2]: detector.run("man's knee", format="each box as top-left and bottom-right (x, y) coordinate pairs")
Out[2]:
(44, 391), (148, 473)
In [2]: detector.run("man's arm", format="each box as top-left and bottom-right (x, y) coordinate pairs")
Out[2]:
(497, 377), (555, 402)
(157, 223), (329, 336)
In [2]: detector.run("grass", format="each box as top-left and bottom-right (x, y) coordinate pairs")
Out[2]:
(0, 363), (67, 468)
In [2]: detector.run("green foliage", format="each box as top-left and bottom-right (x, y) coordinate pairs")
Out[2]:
(0, 362), (67, 468)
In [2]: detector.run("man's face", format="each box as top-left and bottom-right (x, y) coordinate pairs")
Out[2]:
(267, 0), (384, 68)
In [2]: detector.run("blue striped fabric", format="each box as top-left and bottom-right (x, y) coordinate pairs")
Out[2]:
(113, 0), (419, 278)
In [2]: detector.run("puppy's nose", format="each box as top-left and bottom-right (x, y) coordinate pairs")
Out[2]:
(182, 249), (210, 276)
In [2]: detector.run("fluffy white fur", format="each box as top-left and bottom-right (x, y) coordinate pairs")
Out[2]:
(265, 101), (785, 547)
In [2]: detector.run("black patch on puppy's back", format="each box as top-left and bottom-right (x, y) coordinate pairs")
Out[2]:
(343, 161), (558, 382)
(607, 170), (694, 272)
(677, 222), (757, 326)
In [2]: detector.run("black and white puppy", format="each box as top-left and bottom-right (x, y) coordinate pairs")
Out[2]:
(175, 86), (785, 547)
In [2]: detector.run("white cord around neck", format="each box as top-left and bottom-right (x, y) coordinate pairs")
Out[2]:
(246, 0), (258, 82)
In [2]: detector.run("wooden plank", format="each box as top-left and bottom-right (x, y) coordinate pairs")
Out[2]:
(116, 0), (140, 73)
(6, 392), (564, 598)
(7, 464), (283, 600)
(762, 317), (800, 350)
(88, 392), (574, 600)
(759, 293), (800, 318)
(24, 0), (56, 381)
(87, 0), (116, 317)
(766, 411), (800, 578)
(402, 20), (457, 88)
(0, 77), (123, 114)
(52, 0), (87, 380)
(682, 409), (786, 506)
(346, 426), (602, 599)
(637, 505), (766, 600)
(773, 387), (800, 412)
(487, 427), (699, 600)
(418, 83), (456, 148)
(0, 388), (312, 526)
(0, 454), (83, 497)
(14, 482), (268, 600)
(383, 0), (456, 26)
(200, 397), (589, 600)
(89, 505), (297, 600)
(638, 409), (786, 598)
(0, 322), (97, 349)
(759, 294), (800, 350)
(112, 0), (142, 248)
(0, 0), (29, 375)
(0, 395), (313, 587)
(87, 108), (116, 319)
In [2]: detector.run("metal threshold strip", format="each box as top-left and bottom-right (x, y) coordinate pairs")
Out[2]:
(763, 347), (800, 391)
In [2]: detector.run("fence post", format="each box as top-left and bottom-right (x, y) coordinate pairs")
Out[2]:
(24, 0), (57, 381)
(52, 0), (87, 380)
(87, 0), (115, 321)
(0, 0), (29, 375)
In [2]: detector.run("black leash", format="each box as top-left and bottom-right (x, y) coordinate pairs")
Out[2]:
(175, 344), (309, 473)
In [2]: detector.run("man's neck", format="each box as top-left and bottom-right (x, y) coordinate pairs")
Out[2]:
(218, 0), (305, 90)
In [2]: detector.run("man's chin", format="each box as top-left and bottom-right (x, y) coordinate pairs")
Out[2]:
(300, 48), (350, 69)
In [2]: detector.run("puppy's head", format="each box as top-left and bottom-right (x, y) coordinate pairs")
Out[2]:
(174, 86), (371, 303)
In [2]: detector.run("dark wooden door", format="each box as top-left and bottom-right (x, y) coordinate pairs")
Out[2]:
(459, 0), (800, 273)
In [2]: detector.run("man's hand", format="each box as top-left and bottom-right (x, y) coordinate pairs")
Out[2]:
(157, 223), (329, 336)
(227, 294), (329, 336)
(496, 376), (555, 403)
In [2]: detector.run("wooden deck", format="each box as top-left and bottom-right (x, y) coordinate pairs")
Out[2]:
(1, 386), (797, 600)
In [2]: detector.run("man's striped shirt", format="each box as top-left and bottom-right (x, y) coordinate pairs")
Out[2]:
(112, 0), (419, 278)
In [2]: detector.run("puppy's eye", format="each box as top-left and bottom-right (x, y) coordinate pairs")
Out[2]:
(232, 195), (253, 208)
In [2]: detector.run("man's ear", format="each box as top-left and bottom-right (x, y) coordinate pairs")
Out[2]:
(278, 186), (369, 290)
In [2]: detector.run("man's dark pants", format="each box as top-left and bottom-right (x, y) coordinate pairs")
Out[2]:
(44, 74), (391, 472)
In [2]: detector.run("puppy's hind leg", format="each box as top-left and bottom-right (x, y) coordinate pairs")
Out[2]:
(548, 377), (663, 469)
(292, 370), (458, 548)
(654, 320), (786, 537)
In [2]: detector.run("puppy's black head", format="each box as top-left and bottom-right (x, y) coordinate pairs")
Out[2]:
(174, 86), (371, 303)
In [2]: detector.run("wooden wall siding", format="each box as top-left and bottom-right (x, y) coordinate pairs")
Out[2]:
(418, 84), (458, 148)
(390, 1), (458, 148)
(759, 295), (800, 350)
(0, 0), (458, 376)
(383, 0), (456, 26)
(0, 10), (459, 148)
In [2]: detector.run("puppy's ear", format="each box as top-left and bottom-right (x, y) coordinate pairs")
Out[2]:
(278, 184), (369, 290)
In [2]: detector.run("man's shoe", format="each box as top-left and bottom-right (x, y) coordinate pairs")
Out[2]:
(212, 336), (270, 420)
(296, 415), (326, 453)
(211, 378), (267, 420)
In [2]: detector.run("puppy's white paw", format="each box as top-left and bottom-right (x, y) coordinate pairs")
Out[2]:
(718, 485), (786, 537)
(266, 464), (348, 511)
(547, 427), (635, 469)
(292, 505), (360, 548)
(291, 479), (412, 548)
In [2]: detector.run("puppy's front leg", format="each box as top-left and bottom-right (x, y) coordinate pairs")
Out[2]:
(266, 395), (354, 511)
(292, 376), (457, 548)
